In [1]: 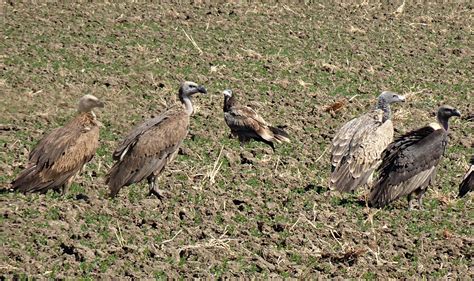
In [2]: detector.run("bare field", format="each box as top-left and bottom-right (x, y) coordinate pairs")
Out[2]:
(1, 2), (473, 279)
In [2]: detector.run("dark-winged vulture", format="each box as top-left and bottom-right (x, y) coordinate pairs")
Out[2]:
(330, 91), (405, 193)
(458, 155), (473, 197)
(11, 94), (104, 194)
(369, 105), (461, 209)
(222, 89), (290, 150)
(106, 81), (207, 198)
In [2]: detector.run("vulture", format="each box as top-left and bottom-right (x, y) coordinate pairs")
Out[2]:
(11, 94), (104, 194)
(458, 155), (473, 197)
(222, 89), (290, 150)
(106, 81), (207, 198)
(330, 91), (405, 193)
(369, 105), (461, 209)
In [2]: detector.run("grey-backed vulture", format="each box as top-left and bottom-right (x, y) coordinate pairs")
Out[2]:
(458, 155), (473, 197)
(222, 89), (290, 150)
(369, 105), (461, 209)
(106, 81), (207, 198)
(330, 91), (405, 193)
(11, 95), (104, 194)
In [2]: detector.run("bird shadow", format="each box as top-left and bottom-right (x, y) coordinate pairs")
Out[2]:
(337, 197), (367, 208)
(0, 188), (14, 195)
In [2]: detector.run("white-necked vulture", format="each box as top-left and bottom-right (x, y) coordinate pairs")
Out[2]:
(106, 81), (207, 198)
(330, 91), (405, 193)
(11, 94), (104, 194)
(458, 155), (473, 197)
(222, 89), (290, 150)
(369, 105), (461, 209)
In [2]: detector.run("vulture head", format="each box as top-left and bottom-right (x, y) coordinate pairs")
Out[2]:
(378, 91), (405, 104)
(437, 105), (461, 130)
(223, 89), (233, 98)
(77, 94), (105, 113)
(179, 81), (207, 101)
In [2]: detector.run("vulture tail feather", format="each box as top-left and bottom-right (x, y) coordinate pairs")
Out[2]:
(11, 166), (39, 193)
(270, 126), (290, 143)
(105, 163), (130, 197)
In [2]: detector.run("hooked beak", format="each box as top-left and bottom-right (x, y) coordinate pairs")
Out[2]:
(197, 85), (207, 94)
(397, 95), (406, 102)
(97, 101), (105, 108)
(452, 109), (461, 117)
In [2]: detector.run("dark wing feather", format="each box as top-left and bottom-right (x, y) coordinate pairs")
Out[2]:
(458, 156), (473, 197)
(12, 113), (100, 193)
(369, 126), (447, 207)
(106, 110), (189, 197)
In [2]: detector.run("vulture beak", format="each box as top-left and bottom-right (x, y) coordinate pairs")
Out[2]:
(97, 101), (105, 108)
(197, 85), (207, 94)
(452, 109), (461, 117)
(398, 95), (406, 102)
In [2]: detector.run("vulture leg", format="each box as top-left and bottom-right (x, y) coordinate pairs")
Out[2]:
(407, 194), (415, 210)
(416, 191), (425, 210)
(262, 139), (275, 151)
(61, 184), (69, 195)
(61, 175), (75, 195)
(147, 175), (168, 199)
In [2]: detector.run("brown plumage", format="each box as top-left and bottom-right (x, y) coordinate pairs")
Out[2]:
(106, 81), (207, 198)
(222, 89), (290, 150)
(330, 91), (405, 193)
(369, 105), (461, 209)
(11, 95), (104, 194)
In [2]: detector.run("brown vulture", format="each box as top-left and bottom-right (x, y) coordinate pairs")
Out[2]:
(222, 89), (290, 150)
(11, 94), (104, 194)
(330, 91), (405, 193)
(369, 105), (461, 209)
(106, 81), (207, 198)
(458, 155), (473, 198)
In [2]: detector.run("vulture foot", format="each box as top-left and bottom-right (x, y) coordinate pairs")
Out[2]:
(148, 181), (170, 200)
(148, 188), (170, 200)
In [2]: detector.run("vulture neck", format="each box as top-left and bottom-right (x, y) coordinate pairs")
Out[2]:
(223, 95), (235, 112)
(181, 95), (194, 116)
(376, 99), (391, 123)
(437, 115), (449, 131)
(78, 110), (96, 120)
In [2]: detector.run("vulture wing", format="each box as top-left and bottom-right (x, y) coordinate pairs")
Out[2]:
(224, 105), (275, 142)
(369, 126), (448, 207)
(331, 110), (392, 192)
(458, 156), (473, 197)
(112, 114), (169, 161)
(106, 110), (189, 197)
(12, 113), (100, 193)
